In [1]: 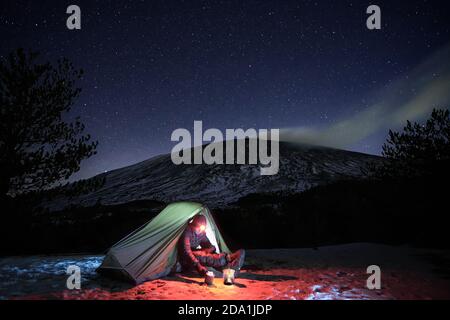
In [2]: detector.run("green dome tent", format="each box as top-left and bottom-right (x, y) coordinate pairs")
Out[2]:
(97, 202), (231, 284)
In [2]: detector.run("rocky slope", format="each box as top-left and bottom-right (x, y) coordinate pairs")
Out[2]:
(47, 141), (380, 211)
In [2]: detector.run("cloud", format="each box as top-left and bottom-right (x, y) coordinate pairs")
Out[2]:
(280, 44), (450, 150)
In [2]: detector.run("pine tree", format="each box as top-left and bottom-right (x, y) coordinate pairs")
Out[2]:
(372, 108), (450, 179)
(0, 49), (98, 200)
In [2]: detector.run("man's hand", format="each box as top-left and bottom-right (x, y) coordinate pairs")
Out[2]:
(204, 247), (216, 254)
(196, 263), (208, 276)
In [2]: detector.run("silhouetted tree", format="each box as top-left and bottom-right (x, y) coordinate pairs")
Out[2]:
(0, 49), (98, 201)
(371, 108), (450, 179)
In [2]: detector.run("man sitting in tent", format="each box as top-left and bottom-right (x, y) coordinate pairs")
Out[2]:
(178, 214), (245, 276)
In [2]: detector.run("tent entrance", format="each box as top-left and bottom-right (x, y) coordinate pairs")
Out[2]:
(97, 202), (230, 284)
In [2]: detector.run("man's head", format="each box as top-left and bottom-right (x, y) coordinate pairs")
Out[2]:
(190, 215), (207, 235)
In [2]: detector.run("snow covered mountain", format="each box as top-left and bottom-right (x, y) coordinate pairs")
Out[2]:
(48, 141), (380, 210)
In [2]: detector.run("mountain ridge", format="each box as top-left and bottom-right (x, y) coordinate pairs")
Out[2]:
(47, 141), (381, 211)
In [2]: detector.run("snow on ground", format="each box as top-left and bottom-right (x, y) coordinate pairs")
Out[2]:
(1, 243), (449, 300)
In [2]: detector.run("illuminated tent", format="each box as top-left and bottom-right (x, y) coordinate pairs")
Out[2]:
(97, 202), (231, 284)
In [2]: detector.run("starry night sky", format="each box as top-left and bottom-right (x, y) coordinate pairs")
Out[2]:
(1, 0), (450, 180)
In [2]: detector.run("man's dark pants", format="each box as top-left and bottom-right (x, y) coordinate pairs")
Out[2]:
(180, 249), (228, 271)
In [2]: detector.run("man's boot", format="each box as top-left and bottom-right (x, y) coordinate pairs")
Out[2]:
(228, 249), (245, 273)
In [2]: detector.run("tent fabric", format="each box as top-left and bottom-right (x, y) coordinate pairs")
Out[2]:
(97, 202), (231, 284)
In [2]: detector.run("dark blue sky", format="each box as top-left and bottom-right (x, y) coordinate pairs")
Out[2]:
(1, 0), (450, 180)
